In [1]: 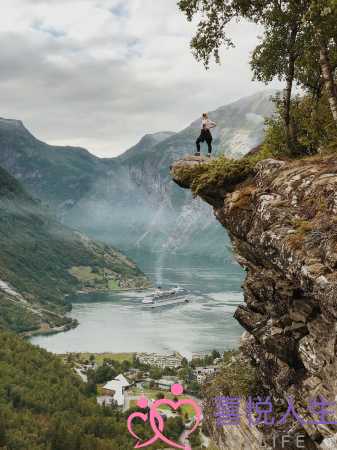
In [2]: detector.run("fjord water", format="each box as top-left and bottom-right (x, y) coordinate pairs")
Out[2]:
(31, 253), (245, 357)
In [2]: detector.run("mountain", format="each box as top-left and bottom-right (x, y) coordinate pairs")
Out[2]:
(0, 166), (149, 334)
(0, 118), (107, 211)
(0, 91), (275, 258)
(65, 91), (276, 257)
(117, 131), (176, 162)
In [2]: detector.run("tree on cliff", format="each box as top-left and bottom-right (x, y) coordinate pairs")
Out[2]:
(249, 1), (305, 150)
(306, 0), (337, 122)
(178, 0), (337, 136)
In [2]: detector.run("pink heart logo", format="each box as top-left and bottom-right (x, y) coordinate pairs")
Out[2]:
(127, 386), (201, 450)
(127, 410), (165, 449)
(150, 398), (202, 449)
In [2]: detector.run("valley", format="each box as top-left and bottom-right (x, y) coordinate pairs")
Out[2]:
(0, 165), (149, 334)
(0, 91), (271, 349)
(30, 253), (245, 355)
(0, 91), (275, 259)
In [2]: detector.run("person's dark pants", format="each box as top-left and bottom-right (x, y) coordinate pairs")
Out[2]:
(196, 129), (212, 154)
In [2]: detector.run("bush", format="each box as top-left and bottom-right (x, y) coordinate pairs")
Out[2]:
(203, 357), (261, 400)
(264, 93), (337, 158)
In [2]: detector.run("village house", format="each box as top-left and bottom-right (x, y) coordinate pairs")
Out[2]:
(191, 352), (212, 360)
(100, 374), (131, 407)
(136, 352), (183, 369)
(154, 377), (182, 391)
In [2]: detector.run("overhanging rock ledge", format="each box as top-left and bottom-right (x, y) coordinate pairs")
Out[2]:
(171, 154), (337, 449)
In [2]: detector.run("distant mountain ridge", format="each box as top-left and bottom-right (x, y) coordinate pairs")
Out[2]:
(0, 91), (276, 258)
(118, 131), (175, 162)
(0, 117), (106, 209)
(0, 165), (149, 334)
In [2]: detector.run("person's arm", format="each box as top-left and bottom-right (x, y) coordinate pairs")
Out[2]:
(208, 120), (216, 129)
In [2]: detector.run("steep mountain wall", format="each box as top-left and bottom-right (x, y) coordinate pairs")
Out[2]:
(171, 155), (337, 449)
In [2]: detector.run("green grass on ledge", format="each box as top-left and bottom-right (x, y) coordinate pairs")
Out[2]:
(175, 147), (273, 196)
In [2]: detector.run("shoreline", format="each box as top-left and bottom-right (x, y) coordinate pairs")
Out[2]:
(24, 285), (152, 339)
(76, 286), (152, 295)
(21, 320), (78, 339)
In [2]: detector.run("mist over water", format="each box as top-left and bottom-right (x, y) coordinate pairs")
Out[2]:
(154, 251), (166, 287)
(30, 253), (245, 357)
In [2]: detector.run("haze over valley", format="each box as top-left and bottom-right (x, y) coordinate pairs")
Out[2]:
(0, 90), (275, 262)
(0, 90), (275, 353)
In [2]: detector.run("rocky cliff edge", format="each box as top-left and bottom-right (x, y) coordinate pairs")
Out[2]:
(171, 154), (337, 449)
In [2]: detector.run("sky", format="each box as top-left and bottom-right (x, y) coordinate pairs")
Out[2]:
(0, 0), (280, 157)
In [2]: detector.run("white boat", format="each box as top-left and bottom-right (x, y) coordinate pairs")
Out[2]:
(142, 287), (190, 308)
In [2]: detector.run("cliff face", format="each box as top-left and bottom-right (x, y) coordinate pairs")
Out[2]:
(171, 155), (337, 449)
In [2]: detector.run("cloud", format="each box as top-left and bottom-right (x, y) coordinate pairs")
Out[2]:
(0, 0), (281, 156)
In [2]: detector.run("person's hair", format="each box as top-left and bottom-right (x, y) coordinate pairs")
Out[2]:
(202, 113), (208, 118)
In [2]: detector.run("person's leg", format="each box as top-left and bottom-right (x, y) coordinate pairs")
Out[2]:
(195, 134), (202, 155)
(206, 133), (212, 157)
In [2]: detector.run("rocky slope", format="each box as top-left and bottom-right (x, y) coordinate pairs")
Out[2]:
(0, 166), (149, 335)
(0, 91), (275, 259)
(171, 154), (337, 449)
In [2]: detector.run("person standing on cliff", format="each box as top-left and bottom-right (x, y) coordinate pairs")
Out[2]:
(195, 113), (216, 157)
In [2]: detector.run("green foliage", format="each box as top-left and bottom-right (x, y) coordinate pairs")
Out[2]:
(211, 349), (221, 360)
(0, 166), (148, 333)
(149, 367), (162, 380)
(175, 150), (273, 197)
(191, 349), (223, 367)
(179, 366), (194, 383)
(178, 0), (236, 68)
(0, 120), (106, 208)
(264, 94), (337, 157)
(0, 293), (41, 333)
(204, 357), (261, 400)
(123, 405), (184, 450)
(187, 381), (201, 397)
(179, 0), (337, 152)
(161, 416), (184, 444)
(91, 364), (117, 385)
(189, 428), (202, 448)
(0, 166), (31, 200)
(0, 330), (136, 450)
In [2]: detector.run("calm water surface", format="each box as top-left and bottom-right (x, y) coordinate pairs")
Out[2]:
(30, 254), (245, 357)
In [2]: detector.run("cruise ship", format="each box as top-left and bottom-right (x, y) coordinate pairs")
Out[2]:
(142, 287), (190, 308)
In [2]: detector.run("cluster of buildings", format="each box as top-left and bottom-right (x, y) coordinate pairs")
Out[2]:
(191, 352), (211, 360)
(96, 373), (184, 409)
(75, 350), (223, 411)
(151, 376), (182, 390)
(193, 366), (220, 384)
(136, 351), (183, 369)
